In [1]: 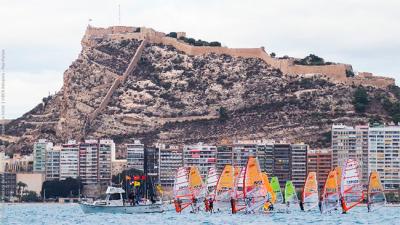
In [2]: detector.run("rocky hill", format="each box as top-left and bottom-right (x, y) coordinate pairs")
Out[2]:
(3, 26), (400, 154)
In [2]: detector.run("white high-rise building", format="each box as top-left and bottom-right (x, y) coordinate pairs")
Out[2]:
(127, 140), (144, 171)
(331, 124), (369, 183)
(368, 125), (400, 190)
(183, 142), (217, 178)
(45, 145), (61, 180)
(60, 140), (79, 180)
(33, 139), (53, 173)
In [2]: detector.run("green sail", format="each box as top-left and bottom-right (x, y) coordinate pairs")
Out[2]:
(284, 180), (298, 203)
(271, 176), (283, 203)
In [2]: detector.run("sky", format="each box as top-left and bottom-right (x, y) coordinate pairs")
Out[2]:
(1, 0), (399, 119)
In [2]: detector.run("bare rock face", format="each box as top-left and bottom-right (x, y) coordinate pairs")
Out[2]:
(4, 37), (399, 153)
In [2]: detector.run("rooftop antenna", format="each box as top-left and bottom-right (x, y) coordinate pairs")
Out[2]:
(118, 4), (121, 25)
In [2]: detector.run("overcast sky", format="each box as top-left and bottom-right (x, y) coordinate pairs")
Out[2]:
(1, 0), (399, 119)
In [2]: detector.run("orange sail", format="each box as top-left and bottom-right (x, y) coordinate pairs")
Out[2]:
(233, 157), (268, 213)
(302, 172), (319, 211)
(367, 171), (386, 212)
(212, 165), (235, 211)
(334, 167), (342, 193)
(262, 172), (276, 210)
(321, 170), (339, 213)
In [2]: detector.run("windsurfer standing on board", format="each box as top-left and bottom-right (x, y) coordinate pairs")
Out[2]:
(209, 198), (214, 213)
(340, 197), (347, 214)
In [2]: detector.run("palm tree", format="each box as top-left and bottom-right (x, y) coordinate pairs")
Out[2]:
(17, 182), (27, 201)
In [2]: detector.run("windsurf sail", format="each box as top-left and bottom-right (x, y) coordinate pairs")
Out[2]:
(335, 167), (342, 193)
(262, 172), (276, 210)
(321, 170), (340, 213)
(206, 167), (218, 199)
(173, 167), (192, 212)
(284, 180), (298, 204)
(367, 171), (386, 212)
(189, 166), (206, 200)
(215, 165), (235, 201)
(271, 177), (284, 204)
(340, 159), (364, 213)
(302, 172), (319, 211)
(232, 157), (268, 213)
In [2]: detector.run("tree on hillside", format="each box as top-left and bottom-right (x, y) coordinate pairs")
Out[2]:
(353, 87), (369, 113)
(218, 107), (229, 122)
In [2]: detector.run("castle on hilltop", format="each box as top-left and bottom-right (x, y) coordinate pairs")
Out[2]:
(81, 25), (395, 89)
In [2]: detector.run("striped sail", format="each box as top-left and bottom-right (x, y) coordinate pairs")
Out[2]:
(206, 167), (218, 199)
(173, 167), (192, 211)
(302, 172), (319, 211)
(340, 159), (364, 213)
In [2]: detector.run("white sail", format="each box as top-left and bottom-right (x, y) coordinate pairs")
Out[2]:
(206, 167), (218, 198)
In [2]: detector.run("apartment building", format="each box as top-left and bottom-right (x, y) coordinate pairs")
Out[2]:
(45, 145), (61, 180)
(60, 140), (79, 180)
(127, 140), (145, 171)
(331, 124), (369, 183)
(79, 140), (99, 185)
(33, 139), (53, 173)
(368, 125), (400, 190)
(183, 142), (217, 178)
(291, 143), (308, 188)
(98, 139), (114, 185)
(272, 144), (292, 188)
(157, 144), (183, 187)
(307, 149), (332, 189)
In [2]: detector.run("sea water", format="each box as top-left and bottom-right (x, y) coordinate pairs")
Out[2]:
(1, 203), (399, 225)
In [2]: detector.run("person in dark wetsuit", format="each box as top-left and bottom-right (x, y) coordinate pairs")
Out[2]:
(128, 192), (135, 206)
(318, 196), (323, 212)
(268, 203), (274, 211)
(230, 198), (236, 214)
(204, 198), (210, 212)
(209, 198), (214, 213)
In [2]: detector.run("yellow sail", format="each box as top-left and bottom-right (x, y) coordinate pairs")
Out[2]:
(217, 165), (235, 191)
(189, 166), (203, 188)
(368, 171), (383, 193)
(367, 171), (386, 211)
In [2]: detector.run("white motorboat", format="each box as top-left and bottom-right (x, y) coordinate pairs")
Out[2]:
(79, 186), (164, 214)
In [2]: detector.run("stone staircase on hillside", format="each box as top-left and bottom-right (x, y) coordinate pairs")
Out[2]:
(87, 39), (147, 124)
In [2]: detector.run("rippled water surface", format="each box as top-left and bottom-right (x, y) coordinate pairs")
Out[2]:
(1, 203), (399, 225)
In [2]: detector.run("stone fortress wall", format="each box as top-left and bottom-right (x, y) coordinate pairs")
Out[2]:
(81, 25), (395, 89)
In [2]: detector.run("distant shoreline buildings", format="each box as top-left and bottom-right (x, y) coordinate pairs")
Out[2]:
(1, 123), (400, 200)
